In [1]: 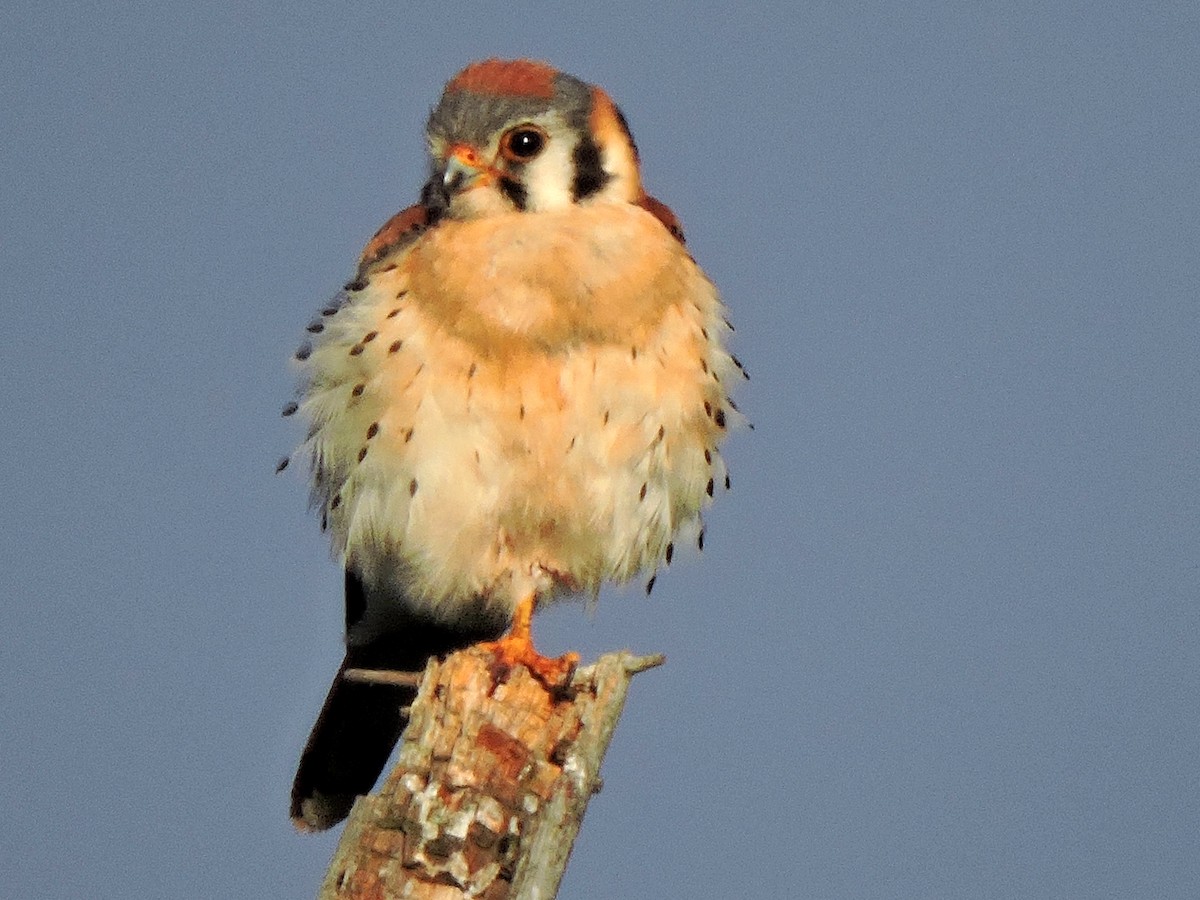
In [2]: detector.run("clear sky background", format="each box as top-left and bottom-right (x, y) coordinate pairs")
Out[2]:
(2, 3), (1197, 898)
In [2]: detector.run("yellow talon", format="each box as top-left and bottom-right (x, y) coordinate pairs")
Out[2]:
(478, 593), (578, 688)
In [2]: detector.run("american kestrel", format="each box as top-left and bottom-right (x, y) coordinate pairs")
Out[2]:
(284, 58), (745, 831)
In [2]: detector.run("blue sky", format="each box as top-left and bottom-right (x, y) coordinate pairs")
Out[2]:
(2, 3), (1197, 898)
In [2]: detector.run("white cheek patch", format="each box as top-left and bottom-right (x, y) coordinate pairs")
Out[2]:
(522, 137), (578, 212)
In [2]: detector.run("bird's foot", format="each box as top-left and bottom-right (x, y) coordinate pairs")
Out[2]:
(478, 631), (579, 691)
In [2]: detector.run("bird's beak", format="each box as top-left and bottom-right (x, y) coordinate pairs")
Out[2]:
(442, 144), (492, 194)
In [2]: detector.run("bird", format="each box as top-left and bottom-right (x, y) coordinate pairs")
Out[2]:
(283, 58), (745, 831)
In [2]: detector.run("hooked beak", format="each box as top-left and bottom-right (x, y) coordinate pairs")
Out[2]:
(442, 144), (492, 194)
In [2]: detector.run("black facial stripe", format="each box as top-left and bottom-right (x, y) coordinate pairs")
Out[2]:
(420, 177), (449, 223)
(498, 175), (528, 210)
(571, 133), (610, 201)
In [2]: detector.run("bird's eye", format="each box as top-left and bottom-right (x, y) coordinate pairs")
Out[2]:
(501, 126), (547, 162)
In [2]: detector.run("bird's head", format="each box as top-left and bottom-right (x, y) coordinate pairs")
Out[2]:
(422, 59), (644, 220)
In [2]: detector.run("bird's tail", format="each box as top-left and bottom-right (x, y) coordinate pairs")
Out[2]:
(290, 617), (504, 831)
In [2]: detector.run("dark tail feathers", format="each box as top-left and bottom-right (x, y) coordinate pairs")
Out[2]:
(290, 609), (505, 831)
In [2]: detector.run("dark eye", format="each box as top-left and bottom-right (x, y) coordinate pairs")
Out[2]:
(501, 126), (547, 162)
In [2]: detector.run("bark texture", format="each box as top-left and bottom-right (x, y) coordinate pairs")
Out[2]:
(316, 647), (663, 900)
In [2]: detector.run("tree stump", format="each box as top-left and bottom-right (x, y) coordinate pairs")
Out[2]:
(316, 647), (664, 900)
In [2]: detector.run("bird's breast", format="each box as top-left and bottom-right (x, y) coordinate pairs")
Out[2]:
(299, 202), (736, 619)
(406, 204), (689, 353)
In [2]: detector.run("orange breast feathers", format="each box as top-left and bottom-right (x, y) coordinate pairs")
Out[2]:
(399, 203), (691, 354)
(304, 199), (738, 610)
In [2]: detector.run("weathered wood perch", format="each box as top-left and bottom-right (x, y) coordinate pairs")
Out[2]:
(316, 647), (665, 900)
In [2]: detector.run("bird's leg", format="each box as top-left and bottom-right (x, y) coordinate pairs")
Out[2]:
(478, 592), (578, 689)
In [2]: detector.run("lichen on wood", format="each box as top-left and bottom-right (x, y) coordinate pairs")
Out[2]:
(317, 647), (663, 900)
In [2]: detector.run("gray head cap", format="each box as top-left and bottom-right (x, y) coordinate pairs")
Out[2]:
(426, 59), (594, 150)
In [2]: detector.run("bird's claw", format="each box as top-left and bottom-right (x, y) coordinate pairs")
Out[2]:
(479, 632), (579, 691)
